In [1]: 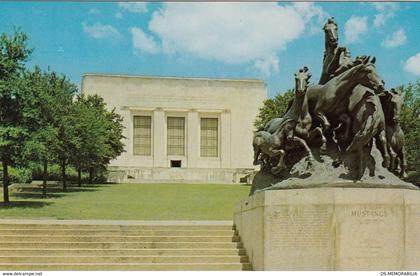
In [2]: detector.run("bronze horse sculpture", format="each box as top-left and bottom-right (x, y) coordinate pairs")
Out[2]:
(306, 57), (385, 142)
(253, 67), (314, 173)
(379, 88), (408, 178)
(319, 17), (347, 85)
(345, 85), (389, 178)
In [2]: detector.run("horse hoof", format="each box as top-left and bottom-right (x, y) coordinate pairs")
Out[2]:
(401, 172), (408, 179)
(382, 159), (390, 168)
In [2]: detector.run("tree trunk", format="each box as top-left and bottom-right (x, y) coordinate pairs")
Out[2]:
(2, 160), (9, 204)
(42, 161), (48, 197)
(61, 160), (67, 192)
(78, 166), (82, 187)
(89, 167), (93, 184)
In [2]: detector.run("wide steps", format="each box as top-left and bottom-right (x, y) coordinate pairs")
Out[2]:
(0, 235), (239, 242)
(0, 229), (235, 236)
(0, 256), (249, 263)
(0, 248), (246, 256)
(0, 263), (252, 271)
(0, 224), (232, 231)
(0, 221), (251, 271)
(0, 242), (242, 249)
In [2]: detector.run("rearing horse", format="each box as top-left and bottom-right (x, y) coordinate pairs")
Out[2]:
(379, 88), (408, 178)
(253, 67), (314, 173)
(319, 17), (347, 85)
(306, 58), (385, 137)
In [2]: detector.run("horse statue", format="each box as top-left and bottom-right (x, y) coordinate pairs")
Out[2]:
(253, 67), (314, 173)
(344, 85), (389, 178)
(319, 17), (348, 85)
(379, 88), (408, 178)
(264, 72), (326, 151)
(308, 58), (383, 131)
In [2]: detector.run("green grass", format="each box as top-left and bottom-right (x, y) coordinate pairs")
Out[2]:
(0, 183), (250, 220)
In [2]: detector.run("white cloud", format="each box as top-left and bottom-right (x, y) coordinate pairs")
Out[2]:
(381, 29), (407, 48)
(403, 53), (420, 76)
(293, 2), (329, 34)
(344, 16), (368, 44)
(118, 3), (148, 13)
(254, 56), (279, 76)
(372, 3), (399, 28)
(82, 22), (121, 40)
(147, 2), (327, 76)
(131, 27), (159, 54)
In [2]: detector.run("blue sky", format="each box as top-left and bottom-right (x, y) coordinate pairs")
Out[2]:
(0, 2), (419, 97)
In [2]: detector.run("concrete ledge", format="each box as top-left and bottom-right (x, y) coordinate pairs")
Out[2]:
(108, 167), (254, 184)
(234, 188), (420, 270)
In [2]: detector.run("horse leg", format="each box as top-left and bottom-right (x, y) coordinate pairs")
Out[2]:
(365, 144), (376, 177)
(397, 146), (408, 179)
(253, 145), (261, 166)
(309, 127), (327, 152)
(270, 149), (286, 174)
(289, 136), (315, 169)
(315, 111), (331, 133)
(376, 130), (390, 168)
(387, 145), (397, 172)
(356, 147), (364, 180)
(338, 113), (351, 142)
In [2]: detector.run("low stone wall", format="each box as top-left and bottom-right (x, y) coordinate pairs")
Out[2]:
(107, 167), (255, 184)
(233, 188), (420, 270)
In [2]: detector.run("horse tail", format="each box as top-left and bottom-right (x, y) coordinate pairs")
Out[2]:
(346, 96), (378, 152)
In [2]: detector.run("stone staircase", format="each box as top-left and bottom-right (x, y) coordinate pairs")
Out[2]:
(0, 221), (251, 271)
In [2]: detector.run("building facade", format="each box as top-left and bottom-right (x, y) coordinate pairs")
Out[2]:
(82, 74), (267, 183)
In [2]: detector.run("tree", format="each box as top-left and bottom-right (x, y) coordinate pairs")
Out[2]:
(20, 67), (61, 196)
(53, 76), (78, 192)
(254, 89), (294, 130)
(0, 31), (32, 204)
(70, 94), (124, 185)
(398, 80), (420, 184)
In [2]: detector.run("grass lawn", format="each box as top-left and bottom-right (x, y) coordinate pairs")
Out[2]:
(0, 183), (250, 220)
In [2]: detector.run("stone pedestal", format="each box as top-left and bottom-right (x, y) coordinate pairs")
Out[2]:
(233, 188), (420, 270)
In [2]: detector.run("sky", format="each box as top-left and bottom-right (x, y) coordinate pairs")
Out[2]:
(0, 2), (419, 98)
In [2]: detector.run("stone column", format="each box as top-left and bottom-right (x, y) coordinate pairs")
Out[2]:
(220, 109), (231, 168)
(153, 108), (166, 167)
(187, 109), (199, 168)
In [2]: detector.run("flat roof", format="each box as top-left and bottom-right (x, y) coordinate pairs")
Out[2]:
(83, 73), (265, 84)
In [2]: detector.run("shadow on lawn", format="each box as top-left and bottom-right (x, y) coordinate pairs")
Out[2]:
(11, 193), (66, 199)
(0, 201), (52, 209)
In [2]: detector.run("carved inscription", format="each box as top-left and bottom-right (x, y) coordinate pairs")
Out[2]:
(268, 205), (333, 251)
(405, 205), (420, 267)
(337, 206), (404, 269)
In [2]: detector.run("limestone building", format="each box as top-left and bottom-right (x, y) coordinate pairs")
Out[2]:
(82, 74), (267, 183)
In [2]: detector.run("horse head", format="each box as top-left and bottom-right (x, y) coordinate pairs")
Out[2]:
(323, 17), (338, 48)
(380, 88), (403, 124)
(351, 57), (385, 92)
(294, 66), (311, 96)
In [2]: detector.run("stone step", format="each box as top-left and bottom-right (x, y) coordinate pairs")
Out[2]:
(0, 229), (235, 236)
(0, 263), (252, 271)
(0, 255), (248, 264)
(0, 241), (242, 249)
(0, 235), (239, 242)
(0, 248), (246, 256)
(0, 224), (233, 231)
(0, 256), (249, 264)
